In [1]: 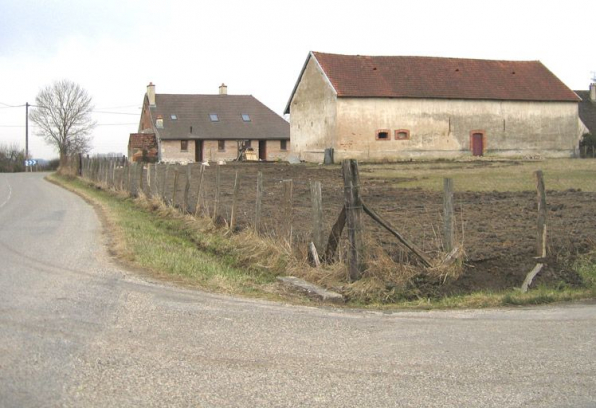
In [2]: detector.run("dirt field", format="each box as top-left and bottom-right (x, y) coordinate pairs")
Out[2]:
(130, 159), (596, 297)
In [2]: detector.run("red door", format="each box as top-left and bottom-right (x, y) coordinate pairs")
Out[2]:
(472, 133), (484, 156)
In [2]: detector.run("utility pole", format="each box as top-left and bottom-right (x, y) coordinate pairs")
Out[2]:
(25, 102), (30, 172)
(25, 102), (29, 157)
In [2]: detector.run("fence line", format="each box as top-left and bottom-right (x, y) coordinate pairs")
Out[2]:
(65, 156), (596, 284)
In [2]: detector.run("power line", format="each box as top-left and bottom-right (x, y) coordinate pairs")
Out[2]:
(0, 103), (25, 109)
(93, 110), (140, 116)
(96, 104), (140, 110)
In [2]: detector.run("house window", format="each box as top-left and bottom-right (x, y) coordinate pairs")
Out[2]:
(395, 129), (410, 140)
(242, 114), (251, 122)
(171, 114), (177, 120)
(218, 140), (225, 151)
(181, 140), (188, 152)
(376, 129), (390, 140)
(156, 115), (164, 129)
(280, 140), (287, 151)
(209, 114), (219, 122)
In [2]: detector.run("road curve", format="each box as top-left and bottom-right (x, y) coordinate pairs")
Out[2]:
(0, 172), (595, 407)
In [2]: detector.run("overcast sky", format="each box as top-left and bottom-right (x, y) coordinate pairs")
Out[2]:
(0, 0), (593, 160)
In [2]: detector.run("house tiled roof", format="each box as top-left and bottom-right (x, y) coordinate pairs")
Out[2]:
(309, 52), (579, 102)
(147, 94), (289, 141)
(575, 90), (596, 135)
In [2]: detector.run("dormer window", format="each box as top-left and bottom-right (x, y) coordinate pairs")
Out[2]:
(209, 113), (219, 122)
(242, 114), (251, 122)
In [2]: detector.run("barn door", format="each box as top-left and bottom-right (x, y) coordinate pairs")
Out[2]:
(472, 133), (484, 156)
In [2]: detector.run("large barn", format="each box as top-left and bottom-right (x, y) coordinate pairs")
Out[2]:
(285, 52), (581, 162)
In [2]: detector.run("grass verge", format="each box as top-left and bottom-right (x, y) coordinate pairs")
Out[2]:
(48, 173), (294, 301)
(48, 173), (596, 309)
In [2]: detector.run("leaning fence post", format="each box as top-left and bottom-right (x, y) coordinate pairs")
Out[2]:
(535, 170), (547, 258)
(310, 180), (324, 255)
(230, 170), (240, 230)
(342, 159), (365, 281)
(443, 178), (455, 252)
(255, 171), (263, 233)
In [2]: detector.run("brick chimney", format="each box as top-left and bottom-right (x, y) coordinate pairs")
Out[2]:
(147, 82), (156, 107)
(219, 83), (227, 95)
(590, 83), (596, 102)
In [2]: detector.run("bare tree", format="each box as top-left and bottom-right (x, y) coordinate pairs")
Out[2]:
(30, 80), (96, 168)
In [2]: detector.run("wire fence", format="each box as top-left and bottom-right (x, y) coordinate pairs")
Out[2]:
(66, 155), (596, 289)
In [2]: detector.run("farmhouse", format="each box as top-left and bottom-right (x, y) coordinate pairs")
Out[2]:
(576, 83), (596, 136)
(135, 83), (290, 163)
(285, 52), (581, 162)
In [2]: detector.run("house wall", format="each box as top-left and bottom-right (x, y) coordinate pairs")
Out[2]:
(333, 98), (579, 161)
(288, 57), (337, 162)
(161, 140), (196, 164)
(160, 139), (291, 163)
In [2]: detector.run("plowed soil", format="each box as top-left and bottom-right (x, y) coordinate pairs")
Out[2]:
(155, 162), (596, 295)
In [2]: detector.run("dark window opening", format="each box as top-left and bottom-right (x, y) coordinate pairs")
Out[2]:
(181, 140), (188, 152)
(218, 140), (225, 151)
(280, 140), (287, 150)
(376, 130), (390, 140)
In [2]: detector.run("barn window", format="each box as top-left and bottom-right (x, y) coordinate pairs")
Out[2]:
(395, 129), (410, 140)
(218, 140), (225, 151)
(376, 129), (390, 140)
(280, 140), (287, 151)
(181, 140), (188, 152)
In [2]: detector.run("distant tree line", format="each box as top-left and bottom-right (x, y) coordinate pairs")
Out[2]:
(0, 143), (25, 172)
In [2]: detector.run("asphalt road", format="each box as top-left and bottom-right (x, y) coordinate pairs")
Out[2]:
(1, 172), (595, 407)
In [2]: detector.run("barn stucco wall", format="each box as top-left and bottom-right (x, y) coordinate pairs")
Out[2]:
(288, 57), (337, 163)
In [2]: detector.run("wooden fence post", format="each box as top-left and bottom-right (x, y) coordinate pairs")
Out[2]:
(194, 164), (206, 217)
(161, 163), (170, 202)
(342, 159), (365, 281)
(213, 164), (221, 221)
(171, 166), (179, 207)
(183, 164), (192, 213)
(230, 170), (240, 230)
(255, 171), (263, 233)
(150, 164), (158, 197)
(443, 178), (454, 252)
(138, 163), (144, 195)
(283, 179), (293, 245)
(535, 170), (547, 258)
(310, 180), (324, 255)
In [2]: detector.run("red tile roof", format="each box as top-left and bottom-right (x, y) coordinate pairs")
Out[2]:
(310, 52), (579, 102)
